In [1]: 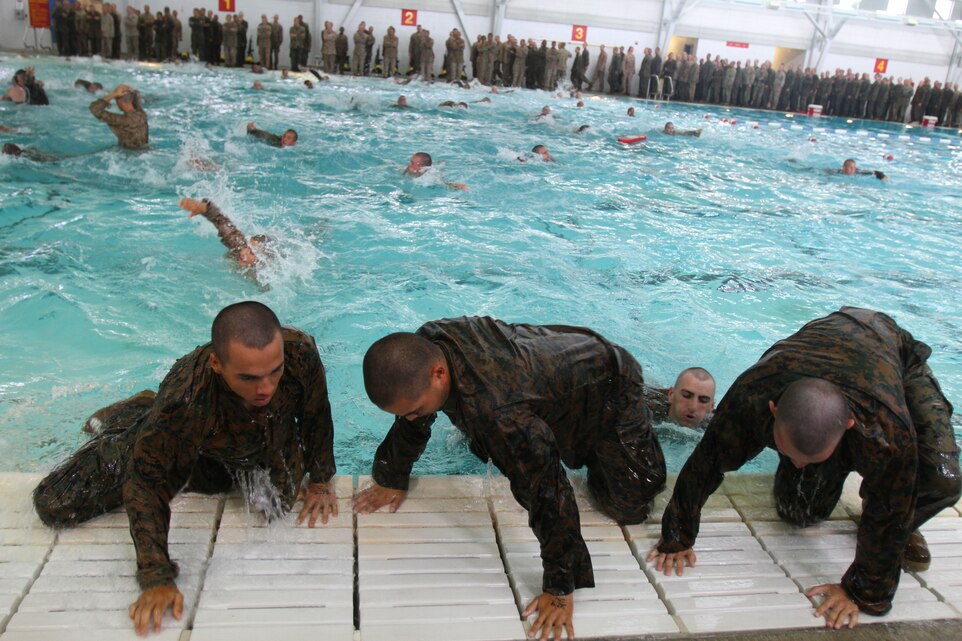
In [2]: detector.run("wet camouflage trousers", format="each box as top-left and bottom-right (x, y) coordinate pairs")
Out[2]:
(774, 364), (961, 529)
(33, 391), (233, 527)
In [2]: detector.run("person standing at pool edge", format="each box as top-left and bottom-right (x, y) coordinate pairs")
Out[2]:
(33, 301), (338, 636)
(648, 307), (960, 628)
(89, 83), (148, 149)
(354, 317), (667, 641)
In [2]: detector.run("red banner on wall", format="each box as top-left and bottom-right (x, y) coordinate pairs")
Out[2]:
(726, 41), (749, 48)
(217, 0), (236, 11)
(874, 58), (888, 73)
(571, 25), (587, 42)
(401, 9), (417, 26)
(29, 0), (51, 28)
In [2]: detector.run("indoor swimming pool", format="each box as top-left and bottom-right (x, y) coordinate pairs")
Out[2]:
(1, 54), (960, 475)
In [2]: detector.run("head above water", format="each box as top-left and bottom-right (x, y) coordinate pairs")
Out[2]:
(406, 151), (432, 175)
(667, 367), (716, 427)
(281, 129), (298, 147)
(663, 121), (676, 134)
(209, 302), (285, 408)
(532, 144), (552, 161)
(363, 332), (449, 419)
(770, 377), (854, 468)
(841, 159), (858, 175)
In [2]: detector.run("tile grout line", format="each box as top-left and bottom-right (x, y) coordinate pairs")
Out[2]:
(181, 494), (226, 633)
(485, 470), (528, 636)
(352, 478), (360, 635)
(0, 527), (58, 636)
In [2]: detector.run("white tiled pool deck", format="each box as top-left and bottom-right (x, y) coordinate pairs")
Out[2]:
(1, 471), (961, 640)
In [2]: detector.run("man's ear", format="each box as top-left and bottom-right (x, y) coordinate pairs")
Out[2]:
(768, 400), (777, 418)
(209, 352), (223, 375)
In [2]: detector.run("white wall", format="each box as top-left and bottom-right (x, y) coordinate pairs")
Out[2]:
(4, 0), (959, 83)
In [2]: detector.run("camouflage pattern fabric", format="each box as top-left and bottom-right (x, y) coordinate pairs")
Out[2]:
(34, 327), (335, 590)
(371, 316), (667, 596)
(89, 98), (149, 149)
(658, 306), (960, 615)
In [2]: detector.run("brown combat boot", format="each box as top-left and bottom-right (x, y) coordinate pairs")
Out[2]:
(902, 530), (931, 571)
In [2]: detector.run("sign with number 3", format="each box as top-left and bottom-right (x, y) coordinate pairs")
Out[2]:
(571, 25), (586, 42)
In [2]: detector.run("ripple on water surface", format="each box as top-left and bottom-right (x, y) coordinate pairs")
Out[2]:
(1, 55), (960, 473)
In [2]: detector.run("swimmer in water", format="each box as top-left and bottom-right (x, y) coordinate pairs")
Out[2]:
(0, 125), (13, 133)
(438, 100), (468, 108)
(646, 367), (716, 428)
(304, 80), (314, 89)
(2, 142), (58, 162)
(247, 122), (298, 147)
(627, 107), (636, 117)
(837, 158), (887, 181)
(252, 81), (265, 90)
(404, 151), (468, 191)
(534, 105), (552, 121)
(308, 69), (329, 82)
(179, 197), (273, 267)
(518, 144), (554, 162)
(74, 79), (104, 93)
(393, 95), (412, 109)
(663, 121), (701, 137)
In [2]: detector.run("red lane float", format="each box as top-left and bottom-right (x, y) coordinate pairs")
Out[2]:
(618, 135), (648, 144)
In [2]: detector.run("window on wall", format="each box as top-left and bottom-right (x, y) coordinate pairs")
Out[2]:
(933, 0), (954, 17)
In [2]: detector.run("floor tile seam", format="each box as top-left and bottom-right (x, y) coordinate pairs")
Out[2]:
(182, 495), (225, 632)
(0, 526), (58, 636)
(486, 485), (528, 636)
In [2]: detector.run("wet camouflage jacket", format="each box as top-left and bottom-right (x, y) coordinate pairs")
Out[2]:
(372, 316), (645, 595)
(659, 307), (932, 614)
(200, 201), (248, 256)
(89, 98), (149, 150)
(124, 327), (335, 589)
(247, 127), (282, 147)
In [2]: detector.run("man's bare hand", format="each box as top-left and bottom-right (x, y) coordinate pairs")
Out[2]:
(807, 583), (860, 629)
(523, 592), (574, 640)
(178, 197), (208, 216)
(128, 584), (183, 637)
(646, 542), (697, 576)
(352, 482), (406, 514)
(296, 481), (338, 527)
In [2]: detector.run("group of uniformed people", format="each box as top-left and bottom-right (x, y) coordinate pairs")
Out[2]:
(31, 300), (959, 639)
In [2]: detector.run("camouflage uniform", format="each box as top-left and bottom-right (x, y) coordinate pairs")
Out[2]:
(89, 98), (149, 150)
(197, 201), (249, 257)
(33, 327), (335, 590)
(247, 126), (283, 148)
(371, 317), (667, 596)
(658, 307), (960, 616)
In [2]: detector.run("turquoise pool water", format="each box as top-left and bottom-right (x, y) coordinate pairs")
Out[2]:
(1, 54), (960, 477)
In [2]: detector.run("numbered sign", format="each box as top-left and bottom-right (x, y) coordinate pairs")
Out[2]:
(874, 58), (888, 74)
(218, 0), (236, 12)
(29, 0), (51, 28)
(571, 25), (586, 42)
(401, 9), (417, 26)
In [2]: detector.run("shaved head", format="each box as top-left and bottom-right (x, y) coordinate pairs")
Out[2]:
(363, 333), (443, 408)
(211, 301), (282, 363)
(773, 378), (850, 457)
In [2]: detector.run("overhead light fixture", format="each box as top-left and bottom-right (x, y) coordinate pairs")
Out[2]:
(903, 16), (918, 25)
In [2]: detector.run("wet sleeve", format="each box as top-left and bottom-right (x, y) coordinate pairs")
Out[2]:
(659, 390), (766, 552)
(89, 98), (123, 126)
(489, 408), (590, 596)
(123, 376), (206, 590)
(200, 201), (248, 254)
(841, 415), (917, 615)
(298, 338), (336, 484)
(370, 414), (436, 490)
(247, 128), (282, 147)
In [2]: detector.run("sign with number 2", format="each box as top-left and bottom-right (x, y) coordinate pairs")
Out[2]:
(401, 9), (417, 26)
